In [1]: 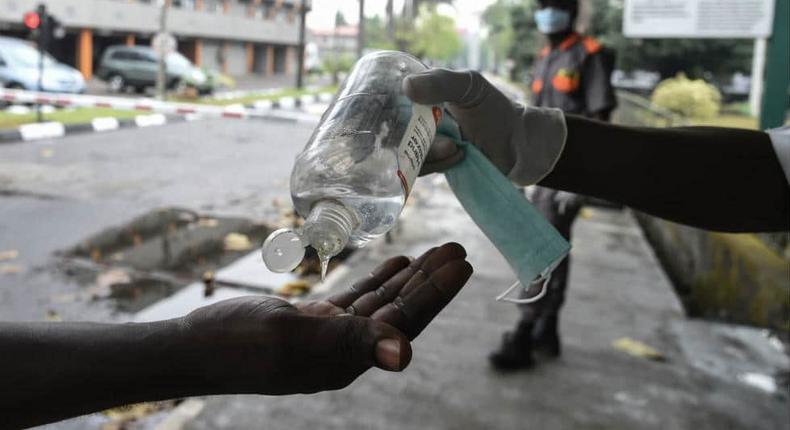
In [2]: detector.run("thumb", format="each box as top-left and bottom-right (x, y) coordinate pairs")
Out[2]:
(403, 68), (476, 105)
(330, 316), (413, 372)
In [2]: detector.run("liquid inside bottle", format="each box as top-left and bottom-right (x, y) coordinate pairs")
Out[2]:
(262, 51), (441, 277)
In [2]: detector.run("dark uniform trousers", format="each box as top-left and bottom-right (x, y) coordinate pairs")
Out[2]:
(517, 33), (617, 326)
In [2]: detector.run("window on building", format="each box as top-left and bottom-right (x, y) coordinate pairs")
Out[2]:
(171, 0), (197, 9)
(204, 0), (224, 13)
(275, 8), (287, 23)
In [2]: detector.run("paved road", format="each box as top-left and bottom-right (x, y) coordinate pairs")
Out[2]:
(0, 117), (314, 321)
(1, 114), (788, 429)
(179, 185), (790, 430)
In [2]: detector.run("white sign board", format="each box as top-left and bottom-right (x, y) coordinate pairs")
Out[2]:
(623, 0), (776, 39)
(151, 32), (177, 56)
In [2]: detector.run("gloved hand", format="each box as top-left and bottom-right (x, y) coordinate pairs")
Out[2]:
(404, 69), (568, 185)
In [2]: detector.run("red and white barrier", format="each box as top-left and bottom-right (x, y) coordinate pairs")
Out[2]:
(0, 88), (321, 123)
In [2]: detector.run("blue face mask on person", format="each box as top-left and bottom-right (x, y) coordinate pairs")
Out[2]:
(534, 7), (572, 34)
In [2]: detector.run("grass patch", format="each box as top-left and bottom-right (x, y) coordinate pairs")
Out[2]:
(0, 85), (340, 130)
(688, 113), (790, 130)
(689, 114), (760, 130)
(0, 108), (140, 130)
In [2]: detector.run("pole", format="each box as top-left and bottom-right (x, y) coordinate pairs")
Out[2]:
(749, 38), (767, 118)
(156, 0), (169, 100)
(386, 0), (395, 43)
(760, 0), (789, 130)
(357, 0), (365, 59)
(295, 0), (308, 89)
(36, 4), (46, 123)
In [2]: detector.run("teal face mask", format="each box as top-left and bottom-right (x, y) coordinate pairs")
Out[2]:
(438, 116), (570, 304)
(534, 7), (572, 34)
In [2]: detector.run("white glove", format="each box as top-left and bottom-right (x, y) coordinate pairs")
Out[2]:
(404, 69), (568, 185)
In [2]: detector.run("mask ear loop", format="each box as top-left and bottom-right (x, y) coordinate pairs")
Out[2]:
(495, 255), (566, 304)
(495, 271), (552, 304)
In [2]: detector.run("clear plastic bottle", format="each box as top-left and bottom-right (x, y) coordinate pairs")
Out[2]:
(262, 51), (442, 278)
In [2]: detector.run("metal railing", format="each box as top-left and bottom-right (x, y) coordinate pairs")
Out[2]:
(612, 90), (688, 128)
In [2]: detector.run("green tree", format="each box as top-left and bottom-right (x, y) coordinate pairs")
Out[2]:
(482, 0), (514, 73)
(323, 54), (355, 85)
(406, 5), (463, 63)
(483, 0), (540, 80)
(364, 15), (396, 50)
(335, 11), (348, 28)
(507, 1), (541, 80)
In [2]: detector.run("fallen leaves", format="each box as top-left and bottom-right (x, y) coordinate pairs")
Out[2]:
(612, 337), (666, 362)
(223, 233), (252, 252)
(0, 265), (23, 275)
(0, 250), (19, 261)
(277, 280), (312, 297)
(96, 269), (133, 289)
(103, 401), (179, 430)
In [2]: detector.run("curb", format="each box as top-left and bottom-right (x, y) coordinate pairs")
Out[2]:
(0, 92), (333, 144)
(239, 91), (333, 111)
(0, 114), (188, 144)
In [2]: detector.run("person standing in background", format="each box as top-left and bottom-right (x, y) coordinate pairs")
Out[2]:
(489, 0), (618, 371)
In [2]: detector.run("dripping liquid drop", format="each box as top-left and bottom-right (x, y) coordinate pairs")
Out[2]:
(319, 253), (331, 281)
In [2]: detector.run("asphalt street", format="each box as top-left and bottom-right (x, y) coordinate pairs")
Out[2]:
(1, 114), (788, 429)
(0, 116), (314, 321)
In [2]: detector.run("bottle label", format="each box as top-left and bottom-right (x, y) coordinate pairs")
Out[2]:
(397, 104), (442, 195)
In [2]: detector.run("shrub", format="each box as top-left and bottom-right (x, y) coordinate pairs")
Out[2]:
(651, 74), (722, 119)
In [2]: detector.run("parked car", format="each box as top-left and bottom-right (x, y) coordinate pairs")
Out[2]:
(0, 36), (85, 93)
(96, 45), (213, 95)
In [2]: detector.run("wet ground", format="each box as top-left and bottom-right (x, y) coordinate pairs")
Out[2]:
(183, 184), (790, 430)
(1, 112), (788, 429)
(0, 116), (316, 322)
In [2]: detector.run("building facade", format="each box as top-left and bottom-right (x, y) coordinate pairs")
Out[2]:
(309, 25), (358, 61)
(0, 0), (308, 79)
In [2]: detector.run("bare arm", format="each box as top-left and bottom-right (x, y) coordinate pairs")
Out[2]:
(541, 115), (790, 232)
(0, 320), (204, 429)
(0, 244), (473, 429)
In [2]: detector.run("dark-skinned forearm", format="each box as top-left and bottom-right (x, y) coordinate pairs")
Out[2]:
(0, 320), (213, 429)
(540, 115), (789, 232)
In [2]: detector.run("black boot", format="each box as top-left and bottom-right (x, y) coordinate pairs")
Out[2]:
(489, 323), (534, 371)
(532, 315), (561, 357)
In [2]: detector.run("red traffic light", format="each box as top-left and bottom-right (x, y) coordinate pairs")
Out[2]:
(24, 11), (40, 30)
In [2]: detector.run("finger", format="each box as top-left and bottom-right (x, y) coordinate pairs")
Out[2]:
(419, 242), (467, 274)
(419, 136), (465, 176)
(404, 69), (490, 109)
(372, 259), (473, 339)
(346, 247), (438, 316)
(314, 316), (413, 372)
(327, 256), (410, 308)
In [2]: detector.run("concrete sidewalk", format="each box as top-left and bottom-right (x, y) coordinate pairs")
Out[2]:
(179, 178), (789, 430)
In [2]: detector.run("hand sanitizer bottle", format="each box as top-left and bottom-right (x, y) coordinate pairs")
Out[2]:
(262, 51), (442, 278)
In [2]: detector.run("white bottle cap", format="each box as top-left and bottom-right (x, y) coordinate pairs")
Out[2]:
(261, 228), (306, 273)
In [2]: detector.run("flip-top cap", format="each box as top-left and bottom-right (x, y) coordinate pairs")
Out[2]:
(261, 228), (306, 273)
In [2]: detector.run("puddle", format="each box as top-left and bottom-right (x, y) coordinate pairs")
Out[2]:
(58, 207), (357, 313)
(63, 208), (272, 275)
